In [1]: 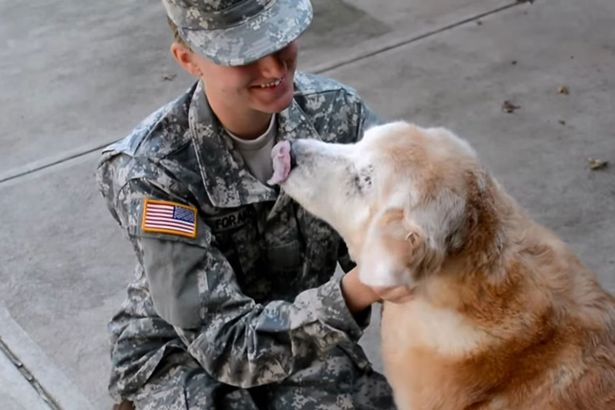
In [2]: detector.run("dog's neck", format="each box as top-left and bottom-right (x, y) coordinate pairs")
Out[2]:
(422, 176), (543, 313)
(448, 173), (515, 275)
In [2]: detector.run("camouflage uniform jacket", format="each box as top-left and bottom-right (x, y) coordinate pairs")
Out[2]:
(97, 72), (379, 399)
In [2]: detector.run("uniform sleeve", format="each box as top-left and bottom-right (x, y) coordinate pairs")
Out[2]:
(336, 86), (382, 143)
(100, 172), (365, 388)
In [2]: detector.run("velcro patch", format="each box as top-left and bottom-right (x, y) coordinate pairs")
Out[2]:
(141, 198), (197, 238)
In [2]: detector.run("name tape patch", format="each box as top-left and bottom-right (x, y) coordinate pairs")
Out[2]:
(141, 198), (197, 238)
(208, 207), (254, 233)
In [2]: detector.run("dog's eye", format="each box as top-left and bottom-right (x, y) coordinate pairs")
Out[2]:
(353, 166), (373, 194)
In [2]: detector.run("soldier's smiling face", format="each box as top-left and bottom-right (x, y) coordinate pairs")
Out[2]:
(181, 42), (298, 115)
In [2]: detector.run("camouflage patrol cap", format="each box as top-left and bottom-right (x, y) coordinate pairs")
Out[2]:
(162, 0), (313, 66)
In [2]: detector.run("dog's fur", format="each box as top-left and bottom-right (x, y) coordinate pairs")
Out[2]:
(278, 121), (615, 410)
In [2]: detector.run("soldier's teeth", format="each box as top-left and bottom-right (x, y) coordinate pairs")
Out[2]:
(259, 79), (281, 88)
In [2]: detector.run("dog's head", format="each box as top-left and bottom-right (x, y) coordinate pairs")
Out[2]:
(271, 121), (500, 287)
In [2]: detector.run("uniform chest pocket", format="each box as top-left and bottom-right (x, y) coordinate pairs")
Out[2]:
(207, 207), (259, 275)
(216, 225), (304, 301)
(296, 209), (341, 283)
(208, 223), (260, 280)
(222, 224), (302, 276)
(266, 239), (303, 272)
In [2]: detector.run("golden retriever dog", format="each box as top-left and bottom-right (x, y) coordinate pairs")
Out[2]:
(269, 121), (615, 410)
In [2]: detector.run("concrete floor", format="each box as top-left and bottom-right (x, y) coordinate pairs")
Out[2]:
(1, 0), (613, 408)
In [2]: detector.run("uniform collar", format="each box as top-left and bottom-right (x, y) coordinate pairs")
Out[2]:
(188, 81), (321, 209)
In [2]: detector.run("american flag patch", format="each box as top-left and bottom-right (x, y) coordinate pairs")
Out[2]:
(141, 198), (197, 238)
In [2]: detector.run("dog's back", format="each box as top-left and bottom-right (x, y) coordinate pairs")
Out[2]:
(381, 190), (615, 410)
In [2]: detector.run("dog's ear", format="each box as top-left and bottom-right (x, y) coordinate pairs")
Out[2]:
(359, 187), (468, 287)
(358, 208), (433, 287)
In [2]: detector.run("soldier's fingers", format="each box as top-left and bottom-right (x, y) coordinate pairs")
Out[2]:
(372, 285), (414, 303)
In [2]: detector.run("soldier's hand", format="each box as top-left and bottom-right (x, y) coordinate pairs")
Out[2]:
(341, 269), (415, 318)
(368, 285), (414, 304)
(341, 268), (380, 316)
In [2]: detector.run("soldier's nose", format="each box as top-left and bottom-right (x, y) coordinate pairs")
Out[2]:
(257, 53), (286, 79)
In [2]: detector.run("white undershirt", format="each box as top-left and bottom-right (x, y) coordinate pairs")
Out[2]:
(225, 114), (276, 184)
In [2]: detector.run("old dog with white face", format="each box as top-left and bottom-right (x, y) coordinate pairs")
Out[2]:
(269, 121), (615, 410)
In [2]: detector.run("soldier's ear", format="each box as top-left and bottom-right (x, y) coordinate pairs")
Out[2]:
(170, 42), (201, 77)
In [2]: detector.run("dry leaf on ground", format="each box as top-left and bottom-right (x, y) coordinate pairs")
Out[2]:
(588, 158), (609, 171)
(502, 100), (521, 113)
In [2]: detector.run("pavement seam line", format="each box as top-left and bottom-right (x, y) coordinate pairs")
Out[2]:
(0, 1), (528, 186)
(0, 336), (61, 410)
(314, 1), (524, 74)
(0, 142), (112, 185)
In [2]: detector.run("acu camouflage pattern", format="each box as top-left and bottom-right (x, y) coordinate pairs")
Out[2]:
(162, 0), (313, 66)
(97, 72), (394, 409)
